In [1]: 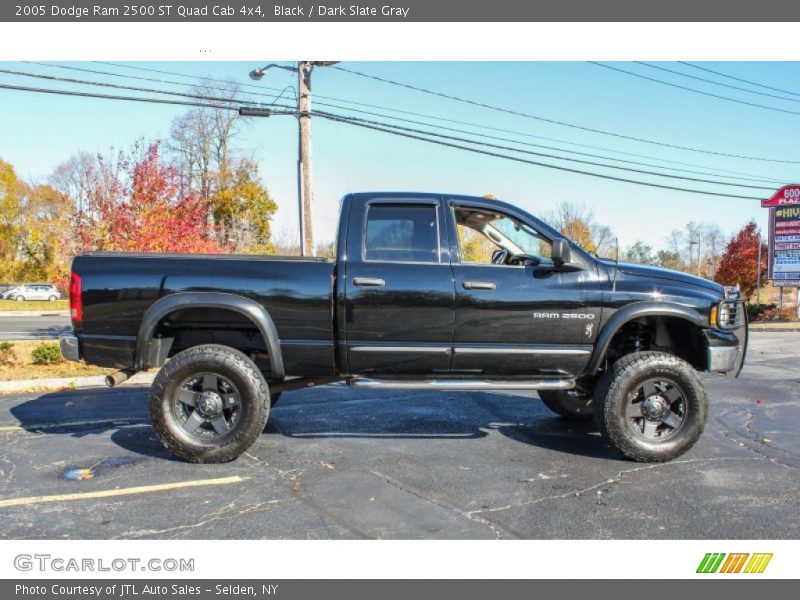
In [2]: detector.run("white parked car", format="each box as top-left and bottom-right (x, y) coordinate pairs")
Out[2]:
(3, 284), (62, 302)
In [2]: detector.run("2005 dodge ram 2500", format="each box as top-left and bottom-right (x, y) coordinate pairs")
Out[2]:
(61, 192), (747, 463)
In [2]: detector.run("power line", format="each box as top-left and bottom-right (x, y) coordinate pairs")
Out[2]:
(635, 61), (800, 104)
(313, 110), (774, 191)
(32, 60), (795, 180)
(95, 61), (300, 98)
(312, 99), (786, 186)
(0, 81), (298, 115)
(0, 79), (769, 200)
(590, 61), (800, 116)
(331, 64), (800, 163)
(314, 111), (763, 200)
(0, 67), (782, 187)
(26, 60), (297, 104)
(315, 99), (788, 183)
(0, 67), (278, 108)
(678, 62), (800, 99)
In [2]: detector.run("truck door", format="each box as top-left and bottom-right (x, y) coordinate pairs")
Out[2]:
(446, 199), (603, 377)
(342, 195), (455, 375)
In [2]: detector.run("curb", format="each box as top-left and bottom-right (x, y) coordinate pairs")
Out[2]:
(0, 372), (155, 394)
(0, 311), (69, 318)
(750, 327), (800, 333)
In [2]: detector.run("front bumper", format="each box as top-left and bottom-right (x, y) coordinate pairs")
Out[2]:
(59, 333), (80, 362)
(705, 323), (748, 376)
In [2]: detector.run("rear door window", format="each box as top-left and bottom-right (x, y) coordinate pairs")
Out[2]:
(364, 204), (440, 263)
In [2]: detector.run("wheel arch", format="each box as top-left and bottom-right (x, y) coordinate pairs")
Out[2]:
(584, 302), (707, 376)
(135, 291), (284, 379)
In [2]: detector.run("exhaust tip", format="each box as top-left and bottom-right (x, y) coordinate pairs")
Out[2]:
(105, 370), (134, 388)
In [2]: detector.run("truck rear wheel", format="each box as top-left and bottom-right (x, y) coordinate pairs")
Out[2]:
(150, 344), (270, 463)
(594, 351), (707, 462)
(538, 389), (593, 421)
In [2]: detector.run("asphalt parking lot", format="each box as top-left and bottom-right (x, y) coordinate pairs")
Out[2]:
(0, 315), (70, 341)
(0, 331), (798, 540)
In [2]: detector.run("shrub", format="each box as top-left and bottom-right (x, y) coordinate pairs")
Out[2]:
(0, 341), (16, 366)
(31, 342), (63, 365)
(746, 303), (776, 322)
(777, 306), (798, 321)
(758, 307), (779, 321)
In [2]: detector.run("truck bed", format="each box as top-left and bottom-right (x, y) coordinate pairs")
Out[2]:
(72, 252), (336, 376)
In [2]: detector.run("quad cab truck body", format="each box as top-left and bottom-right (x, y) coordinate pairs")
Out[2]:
(61, 192), (748, 463)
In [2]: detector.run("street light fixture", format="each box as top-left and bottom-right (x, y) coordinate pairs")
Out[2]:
(249, 64), (298, 80)
(689, 239), (700, 276)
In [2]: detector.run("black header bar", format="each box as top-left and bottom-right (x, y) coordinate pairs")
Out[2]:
(4, 0), (800, 22)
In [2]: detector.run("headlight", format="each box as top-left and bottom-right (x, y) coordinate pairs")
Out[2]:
(714, 286), (744, 328)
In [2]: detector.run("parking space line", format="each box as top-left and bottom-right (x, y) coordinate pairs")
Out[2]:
(0, 475), (248, 508)
(0, 418), (149, 432)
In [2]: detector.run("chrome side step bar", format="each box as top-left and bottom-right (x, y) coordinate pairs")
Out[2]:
(348, 378), (575, 391)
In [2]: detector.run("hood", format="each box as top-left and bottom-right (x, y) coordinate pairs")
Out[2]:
(600, 260), (724, 294)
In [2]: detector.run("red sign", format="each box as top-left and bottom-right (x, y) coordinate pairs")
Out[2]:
(765, 184), (800, 286)
(762, 184), (800, 207)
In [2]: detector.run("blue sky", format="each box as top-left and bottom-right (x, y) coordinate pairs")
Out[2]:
(1, 61), (798, 250)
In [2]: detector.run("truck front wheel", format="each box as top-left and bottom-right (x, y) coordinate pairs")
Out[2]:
(594, 351), (707, 462)
(538, 389), (593, 421)
(150, 344), (270, 463)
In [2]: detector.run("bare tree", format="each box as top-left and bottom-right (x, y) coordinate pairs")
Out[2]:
(665, 221), (725, 278)
(543, 201), (617, 257)
(168, 79), (244, 199)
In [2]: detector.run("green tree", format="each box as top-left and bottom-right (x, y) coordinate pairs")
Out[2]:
(654, 250), (683, 271)
(0, 159), (22, 281)
(210, 158), (277, 253)
(16, 183), (74, 287)
(624, 241), (654, 264)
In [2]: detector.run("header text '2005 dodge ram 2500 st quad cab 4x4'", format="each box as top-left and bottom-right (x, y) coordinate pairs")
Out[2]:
(60, 192), (747, 463)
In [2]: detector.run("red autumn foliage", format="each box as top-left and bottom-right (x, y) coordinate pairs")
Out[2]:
(91, 143), (227, 254)
(714, 221), (767, 298)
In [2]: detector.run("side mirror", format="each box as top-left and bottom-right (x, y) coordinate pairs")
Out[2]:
(552, 239), (571, 266)
(550, 239), (582, 272)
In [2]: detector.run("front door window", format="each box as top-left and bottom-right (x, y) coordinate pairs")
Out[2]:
(454, 206), (552, 266)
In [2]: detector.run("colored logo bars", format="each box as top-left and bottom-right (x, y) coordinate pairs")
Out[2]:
(696, 553), (773, 574)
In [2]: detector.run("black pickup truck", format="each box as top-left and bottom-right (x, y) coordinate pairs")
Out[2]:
(61, 192), (747, 463)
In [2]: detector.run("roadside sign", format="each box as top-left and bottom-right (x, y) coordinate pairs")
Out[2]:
(762, 185), (800, 287)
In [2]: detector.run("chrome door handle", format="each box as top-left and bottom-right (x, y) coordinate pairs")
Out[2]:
(353, 277), (386, 287)
(463, 281), (496, 290)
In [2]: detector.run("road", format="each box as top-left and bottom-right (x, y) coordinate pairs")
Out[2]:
(0, 331), (798, 539)
(0, 314), (70, 341)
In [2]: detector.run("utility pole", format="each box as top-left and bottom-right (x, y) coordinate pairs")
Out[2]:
(756, 233), (762, 305)
(248, 61), (338, 257)
(297, 61), (314, 257)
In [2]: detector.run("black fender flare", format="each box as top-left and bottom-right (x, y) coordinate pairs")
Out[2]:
(135, 291), (284, 378)
(583, 301), (707, 376)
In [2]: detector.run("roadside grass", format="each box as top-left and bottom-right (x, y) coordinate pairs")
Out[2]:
(0, 340), (114, 381)
(749, 321), (800, 330)
(0, 299), (68, 312)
